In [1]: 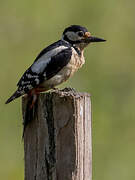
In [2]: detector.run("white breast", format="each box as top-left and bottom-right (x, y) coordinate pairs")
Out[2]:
(40, 47), (85, 90)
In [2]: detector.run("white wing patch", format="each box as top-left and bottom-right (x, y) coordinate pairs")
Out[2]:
(31, 58), (51, 73)
(31, 46), (68, 73)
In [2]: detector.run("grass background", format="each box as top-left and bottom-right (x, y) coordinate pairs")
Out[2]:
(1, 0), (135, 179)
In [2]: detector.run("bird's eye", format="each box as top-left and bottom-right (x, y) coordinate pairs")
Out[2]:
(78, 31), (84, 37)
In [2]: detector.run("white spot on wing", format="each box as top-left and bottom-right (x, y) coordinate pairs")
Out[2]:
(43, 72), (46, 77)
(21, 81), (24, 85)
(26, 85), (33, 89)
(35, 78), (39, 84)
(31, 46), (68, 73)
(21, 80), (30, 86)
(27, 74), (33, 78)
(20, 90), (25, 94)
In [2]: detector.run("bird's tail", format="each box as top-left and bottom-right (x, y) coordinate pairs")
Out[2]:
(5, 90), (22, 104)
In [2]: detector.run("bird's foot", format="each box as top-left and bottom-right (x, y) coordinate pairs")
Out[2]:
(52, 87), (60, 93)
(52, 87), (59, 91)
(30, 94), (37, 109)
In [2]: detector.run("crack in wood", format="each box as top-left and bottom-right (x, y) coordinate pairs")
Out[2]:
(44, 94), (56, 180)
(22, 88), (92, 180)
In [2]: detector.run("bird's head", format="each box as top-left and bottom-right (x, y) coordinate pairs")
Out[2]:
(62, 25), (106, 49)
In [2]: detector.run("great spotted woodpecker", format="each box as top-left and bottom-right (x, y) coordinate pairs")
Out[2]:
(6, 25), (106, 105)
(5, 25), (106, 134)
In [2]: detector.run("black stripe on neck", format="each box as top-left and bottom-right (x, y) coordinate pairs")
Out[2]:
(73, 46), (81, 56)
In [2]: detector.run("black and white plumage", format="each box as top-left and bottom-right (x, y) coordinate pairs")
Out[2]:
(6, 25), (106, 105)
(5, 25), (106, 136)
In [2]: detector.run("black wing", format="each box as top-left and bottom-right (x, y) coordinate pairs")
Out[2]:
(17, 47), (72, 93)
(34, 40), (70, 62)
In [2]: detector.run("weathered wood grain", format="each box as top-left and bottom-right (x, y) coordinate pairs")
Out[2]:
(22, 88), (92, 180)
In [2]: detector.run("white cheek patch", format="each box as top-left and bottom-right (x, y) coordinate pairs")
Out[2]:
(65, 31), (81, 41)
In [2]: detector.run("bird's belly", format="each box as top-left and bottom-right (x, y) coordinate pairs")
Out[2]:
(40, 63), (76, 90)
(40, 50), (85, 90)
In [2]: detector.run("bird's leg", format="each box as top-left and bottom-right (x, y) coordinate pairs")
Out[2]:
(30, 93), (38, 109)
(29, 87), (48, 109)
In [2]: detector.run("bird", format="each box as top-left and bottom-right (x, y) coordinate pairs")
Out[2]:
(5, 25), (106, 135)
(6, 25), (106, 105)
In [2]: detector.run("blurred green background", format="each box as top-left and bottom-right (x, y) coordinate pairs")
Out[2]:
(1, 0), (135, 179)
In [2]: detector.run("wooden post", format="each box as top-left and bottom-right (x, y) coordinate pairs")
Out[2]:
(22, 88), (92, 180)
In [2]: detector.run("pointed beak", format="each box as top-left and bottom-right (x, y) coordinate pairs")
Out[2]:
(88, 36), (106, 43)
(83, 32), (106, 43)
